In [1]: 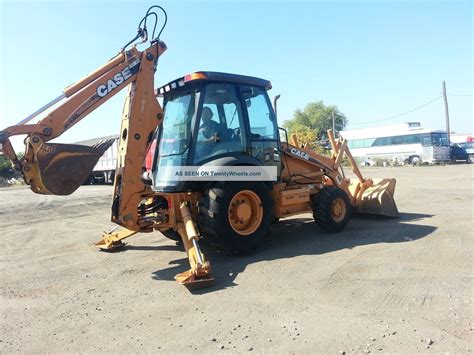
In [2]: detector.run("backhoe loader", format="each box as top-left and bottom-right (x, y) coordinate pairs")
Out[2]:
(0, 6), (398, 290)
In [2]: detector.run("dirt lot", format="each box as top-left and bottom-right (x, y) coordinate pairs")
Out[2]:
(0, 164), (472, 353)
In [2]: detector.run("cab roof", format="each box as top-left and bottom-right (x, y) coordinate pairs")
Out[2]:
(156, 71), (272, 96)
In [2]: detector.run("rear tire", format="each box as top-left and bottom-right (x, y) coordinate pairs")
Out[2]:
(198, 181), (273, 254)
(311, 186), (351, 232)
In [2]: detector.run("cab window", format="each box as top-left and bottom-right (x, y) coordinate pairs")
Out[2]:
(242, 86), (278, 140)
(241, 85), (279, 167)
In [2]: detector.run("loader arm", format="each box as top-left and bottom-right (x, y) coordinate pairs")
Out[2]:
(280, 130), (399, 217)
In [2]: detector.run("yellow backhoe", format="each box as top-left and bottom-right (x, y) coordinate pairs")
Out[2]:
(0, 6), (398, 290)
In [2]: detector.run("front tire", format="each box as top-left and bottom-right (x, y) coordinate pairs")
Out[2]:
(198, 181), (273, 254)
(311, 186), (351, 232)
(409, 156), (421, 166)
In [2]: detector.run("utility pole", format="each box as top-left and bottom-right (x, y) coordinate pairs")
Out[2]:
(442, 81), (451, 144)
(332, 110), (336, 137)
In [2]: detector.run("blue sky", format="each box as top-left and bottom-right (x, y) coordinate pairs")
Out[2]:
(0, 0), (472, 150)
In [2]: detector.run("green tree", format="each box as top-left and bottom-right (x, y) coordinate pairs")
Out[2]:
(0, 155), (11, 170)
(283, 100), (348, 142)
(0, 152), (23, 178)
(0, 155), (13, 177)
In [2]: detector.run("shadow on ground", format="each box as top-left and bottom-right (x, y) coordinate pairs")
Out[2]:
(146, 212), (436, 293)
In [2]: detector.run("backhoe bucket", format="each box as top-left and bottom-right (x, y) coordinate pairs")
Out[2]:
(33, 139), (114, 195)
(354, 178), (399, 217)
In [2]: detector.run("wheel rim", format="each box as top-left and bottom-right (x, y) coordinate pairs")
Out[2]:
(330, 197), (346, 223)
(228, 190), (263, 236)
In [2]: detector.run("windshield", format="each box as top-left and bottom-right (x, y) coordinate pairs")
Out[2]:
(153, 91), (199, 189)
(421, 133), (449, 147)
(158, 92), (197, 157)
(429, 133), (449, 147)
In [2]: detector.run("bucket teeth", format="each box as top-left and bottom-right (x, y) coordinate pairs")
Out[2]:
(92, 139), (115, 150)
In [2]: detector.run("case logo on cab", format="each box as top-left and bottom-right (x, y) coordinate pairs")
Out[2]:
(96, 60), (140, 98)
(290, 148), (310, 160)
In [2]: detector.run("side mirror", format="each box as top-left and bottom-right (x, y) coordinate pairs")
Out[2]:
(278, 127), (288, 143)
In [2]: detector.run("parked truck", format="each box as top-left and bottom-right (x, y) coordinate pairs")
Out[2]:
(451, 134), (474, 162)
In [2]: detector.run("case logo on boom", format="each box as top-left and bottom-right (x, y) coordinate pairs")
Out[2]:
(290, 148), (310, 161)
(96, 60), (141, 98)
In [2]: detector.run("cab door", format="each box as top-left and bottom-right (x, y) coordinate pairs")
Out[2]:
(241, 85), (281, 175)
(192, 83), (247, 164)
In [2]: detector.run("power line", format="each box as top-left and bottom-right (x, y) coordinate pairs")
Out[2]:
(350, 95), (443, 126)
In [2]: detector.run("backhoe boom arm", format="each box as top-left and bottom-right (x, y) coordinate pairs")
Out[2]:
(0, 41), (166, 201)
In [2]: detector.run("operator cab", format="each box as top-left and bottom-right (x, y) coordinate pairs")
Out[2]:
(152, 71), (280, 192)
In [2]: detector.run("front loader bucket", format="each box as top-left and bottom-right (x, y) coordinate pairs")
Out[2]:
(354, 178), (399, 217)
(33, 139), (114, 195)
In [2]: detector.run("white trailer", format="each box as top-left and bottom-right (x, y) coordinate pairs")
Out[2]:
(77, 135), (119, 184)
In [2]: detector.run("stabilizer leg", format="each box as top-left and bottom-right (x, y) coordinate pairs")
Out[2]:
(95, 227), (137, 251)
(174, 202), (214, 290)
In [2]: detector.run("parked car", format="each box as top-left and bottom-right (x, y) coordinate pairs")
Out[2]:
(450, 143), (470, 163)
(458, 141), (474, 161)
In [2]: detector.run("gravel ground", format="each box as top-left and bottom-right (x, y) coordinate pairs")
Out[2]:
(0, 164), (472, 353)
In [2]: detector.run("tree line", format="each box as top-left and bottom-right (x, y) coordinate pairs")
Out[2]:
(283, 100), (347, 150)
